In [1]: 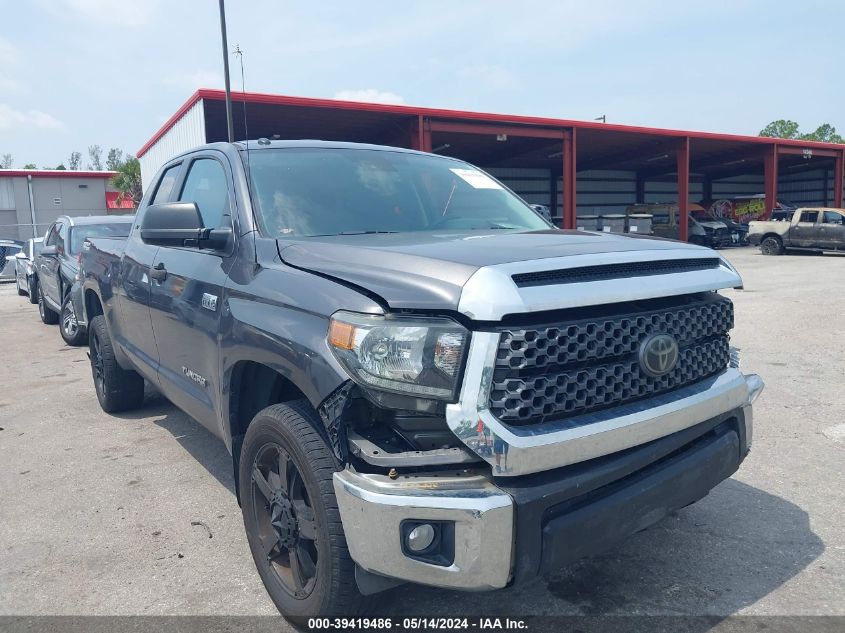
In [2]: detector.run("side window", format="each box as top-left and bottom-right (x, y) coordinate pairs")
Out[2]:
(822, 211), (843, 225)
(57, 222), (68, 254)
(799, 210), (819, 224)
(152, 164), (182, 205)
(44, 224), (58, 246)
(178, 158), (230, 229)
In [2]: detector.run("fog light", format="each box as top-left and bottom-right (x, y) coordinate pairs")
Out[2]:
(406, 523), (436, 552)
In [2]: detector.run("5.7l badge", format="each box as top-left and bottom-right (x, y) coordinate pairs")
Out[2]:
(201, 293), (218, 311)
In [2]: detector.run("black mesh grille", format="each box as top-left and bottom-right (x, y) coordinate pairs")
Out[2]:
(489, 294), (733, 425)
(511, 258), (721, 288)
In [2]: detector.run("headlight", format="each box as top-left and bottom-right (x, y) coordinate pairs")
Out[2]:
(328, 311), (468, 401)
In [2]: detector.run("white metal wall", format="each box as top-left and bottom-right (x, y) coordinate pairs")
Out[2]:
(484, 167), (551, 206)
(779, 168), (835, 206)
(138, 99), (206, 192)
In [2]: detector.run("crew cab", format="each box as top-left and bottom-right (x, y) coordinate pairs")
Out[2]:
(35, 214), (134, 344)
(80, 140), (763, 619)
(748, 207), (845, 255)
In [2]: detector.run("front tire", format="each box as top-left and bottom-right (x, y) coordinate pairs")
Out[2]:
(761, 236), (783, 256)
(60, 294), (87, 346)
(38, 285), (59, 324)
(88, 315), (144, 412)
(239, 401), (365, 618)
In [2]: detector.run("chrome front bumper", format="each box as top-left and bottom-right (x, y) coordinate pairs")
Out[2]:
(446, 331), (764, 477)
(333, 469), (513, 590)
(335, 372), (762, 590)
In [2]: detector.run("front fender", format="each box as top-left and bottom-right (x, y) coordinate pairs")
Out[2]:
(219, 260), (384, 451)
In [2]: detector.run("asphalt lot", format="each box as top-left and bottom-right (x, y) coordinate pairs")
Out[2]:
(1, 246), (843, 621)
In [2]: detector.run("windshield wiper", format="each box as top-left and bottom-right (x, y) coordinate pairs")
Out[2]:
(307, 230), (399, 237)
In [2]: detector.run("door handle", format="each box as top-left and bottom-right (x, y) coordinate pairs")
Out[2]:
(150, 263), (167, 282)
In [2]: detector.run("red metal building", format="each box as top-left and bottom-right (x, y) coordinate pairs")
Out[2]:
(138, 89), (845, 241)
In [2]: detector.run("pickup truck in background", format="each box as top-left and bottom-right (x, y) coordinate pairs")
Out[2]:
(80, 140), (764, 619)
(35, 214), (134, 345)
(748, 207), (845, 255)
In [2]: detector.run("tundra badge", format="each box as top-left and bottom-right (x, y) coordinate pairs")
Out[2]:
(182, 366), (207, 387)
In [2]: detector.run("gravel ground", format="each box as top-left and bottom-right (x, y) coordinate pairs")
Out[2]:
(0, 246), (843, 622)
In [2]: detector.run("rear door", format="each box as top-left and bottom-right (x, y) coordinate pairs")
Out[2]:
(148, 152), (238, 434)
(819, 210), (845, 250)
(790, 210), (820, 247)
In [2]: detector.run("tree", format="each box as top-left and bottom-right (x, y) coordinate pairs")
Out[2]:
(803, 123), (844, 144)
(1, 154), (12, 168)
(759, 119), (844, 144)
(54, 164), (66, 170)
(112, 155), (142, 208)
(23, 163), (37, 169)
(759, 120), (800, 139)
(87, 145), (103, 170)
(106, 147), (123, 171)
(68, 151), (82, 170)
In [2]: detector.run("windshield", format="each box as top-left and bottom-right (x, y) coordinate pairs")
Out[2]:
(69, 223), (132, 254)
(246, 148), (551, 237)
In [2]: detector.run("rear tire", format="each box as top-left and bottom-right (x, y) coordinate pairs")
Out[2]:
(38, 285), (59, 324)
(239, 401), (367, 619)
(88, 315), (144, 413)
(60, 294), (87, 346)
(17, 284), (26, 296)
(28, 277), (38, 304)
(760, 236), (783, 256)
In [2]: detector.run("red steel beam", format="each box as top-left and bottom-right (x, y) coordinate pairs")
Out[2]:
(429, 119), (564, 140)
(677, 137), (690, 242)
(562, 129), (577, 230)
(835, 150), (844, 208)
(764, 144), (779, 217)
(777, 145), (840, 158)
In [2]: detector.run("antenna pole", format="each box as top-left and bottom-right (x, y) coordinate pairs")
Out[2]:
(218, 0), (235, 142)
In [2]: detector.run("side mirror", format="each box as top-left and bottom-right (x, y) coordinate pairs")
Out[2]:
(140, 202), (231, 250)
(40, 245), (58, 257)
(15, 251), (27, 259)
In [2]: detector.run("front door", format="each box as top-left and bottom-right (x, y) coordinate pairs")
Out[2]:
(790, 209), (821, 248)
(819, 210), (845, 250)
(148, 153), (237, 435)
(114, 161), (184, 380)
(38, 221), (63, 308)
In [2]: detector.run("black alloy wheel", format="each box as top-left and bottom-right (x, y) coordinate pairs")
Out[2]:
(251, 442), (320, 600)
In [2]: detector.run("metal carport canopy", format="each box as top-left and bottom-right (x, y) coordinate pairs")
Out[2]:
(138, 89), (845, 238)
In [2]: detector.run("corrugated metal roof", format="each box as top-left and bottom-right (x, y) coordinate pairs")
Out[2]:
(138, 88), (845, 158)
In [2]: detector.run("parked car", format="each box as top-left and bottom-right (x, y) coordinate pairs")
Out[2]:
(529, 204), (552, 222)
(690, 208), (748, 245)
(748, 207), (845, 255)
(0, 239), (25, 283)
(13, 237), (44, 302)
(81, 140), (762, 618)
(630, 203), (731, 248)
(34, 215), (134, 345)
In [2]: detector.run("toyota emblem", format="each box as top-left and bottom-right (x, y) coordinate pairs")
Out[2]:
(639, 333), (679, 378)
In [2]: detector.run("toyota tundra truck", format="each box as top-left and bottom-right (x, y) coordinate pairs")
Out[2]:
(80, 140), (764, 618)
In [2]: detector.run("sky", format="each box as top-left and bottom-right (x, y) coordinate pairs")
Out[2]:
(1, 0), (843, 169)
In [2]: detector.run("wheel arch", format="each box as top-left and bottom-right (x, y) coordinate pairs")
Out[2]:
(225, 359), (345, 504)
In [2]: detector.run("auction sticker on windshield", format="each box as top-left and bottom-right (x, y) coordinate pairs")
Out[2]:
(450, 168), (502, 189)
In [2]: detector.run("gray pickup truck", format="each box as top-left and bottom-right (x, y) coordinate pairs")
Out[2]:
(749, 207), (845, 255)
(79, 140), (764, 618)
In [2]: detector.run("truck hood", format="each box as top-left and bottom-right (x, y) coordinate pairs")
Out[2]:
(278, 229), (719, 313)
